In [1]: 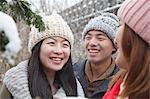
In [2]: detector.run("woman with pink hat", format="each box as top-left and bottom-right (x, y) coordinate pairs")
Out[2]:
(103, 0), (150, 98)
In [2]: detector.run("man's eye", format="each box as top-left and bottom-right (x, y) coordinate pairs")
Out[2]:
(85, 36), (91, 40)
(97, 37), (105, 41)
(97, 38), (103, 40)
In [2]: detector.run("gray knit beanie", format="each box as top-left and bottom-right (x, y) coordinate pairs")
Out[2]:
(28, 13), (74, 53)
(82, 12), (120, 47)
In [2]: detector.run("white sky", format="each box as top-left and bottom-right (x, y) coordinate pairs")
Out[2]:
(27, 0), (82, 12)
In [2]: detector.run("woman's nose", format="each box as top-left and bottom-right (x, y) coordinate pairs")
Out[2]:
(53, 45), (63, 54)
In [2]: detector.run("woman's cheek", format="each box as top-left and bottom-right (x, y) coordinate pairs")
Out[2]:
(115, 50), (127, 70)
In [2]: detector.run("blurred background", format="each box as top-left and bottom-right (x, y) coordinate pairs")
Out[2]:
(0, 0), (124, 87)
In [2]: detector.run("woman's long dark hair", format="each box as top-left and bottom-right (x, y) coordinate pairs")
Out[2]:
(28, 40), (77, 98)
(120, 24), (150, 98)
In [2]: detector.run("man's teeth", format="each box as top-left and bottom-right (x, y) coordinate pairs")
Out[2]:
(89, 49), (99, 53)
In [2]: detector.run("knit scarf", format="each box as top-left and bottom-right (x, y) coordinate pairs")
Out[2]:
(3, 60), (85, 99)
(3, 60), (32, 99)
(85, 59), (116, 96)
(85, 59), (116, 83)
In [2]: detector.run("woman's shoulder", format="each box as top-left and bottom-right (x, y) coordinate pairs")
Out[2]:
(2, 60), (32, 99)
(76, 78), (85, 97)
(54, 78), (85, 98)
(3, 60), (29, 85)
(4, 60), (28, 77)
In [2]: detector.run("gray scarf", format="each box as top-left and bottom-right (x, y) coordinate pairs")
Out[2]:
(3, 60), (85, 99)
(4, 60), (32, 99)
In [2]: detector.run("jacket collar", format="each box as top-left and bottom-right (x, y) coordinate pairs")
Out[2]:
(74, 59), (119, 98)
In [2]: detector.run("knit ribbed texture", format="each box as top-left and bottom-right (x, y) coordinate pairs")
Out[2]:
(3, 60), (85, 98)
(82, 12), (120, 41)
(3, 60), (32, 99)
(118, 0), (150, 45)
(28, 13), (74, 53)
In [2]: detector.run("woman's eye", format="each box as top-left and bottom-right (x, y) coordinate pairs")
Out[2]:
(47, 42), (55, 46)
(63, 43), (69, 48)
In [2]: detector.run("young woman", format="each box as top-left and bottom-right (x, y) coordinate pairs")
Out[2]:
(103, 0), (150, 99)
(0, 13), (85, 99)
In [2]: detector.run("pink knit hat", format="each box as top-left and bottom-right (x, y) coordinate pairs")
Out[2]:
(118, 0), (150, 45)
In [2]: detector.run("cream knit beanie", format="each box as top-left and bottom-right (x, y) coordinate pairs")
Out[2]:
(28, 13), (74, 53)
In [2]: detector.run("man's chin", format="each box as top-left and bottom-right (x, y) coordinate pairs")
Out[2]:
(88, 58), (99, 63)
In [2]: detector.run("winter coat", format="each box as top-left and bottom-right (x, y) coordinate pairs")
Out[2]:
(102, 80), (128, 99)
(0, 60), (85, 99)
(73, 59), (119, 99)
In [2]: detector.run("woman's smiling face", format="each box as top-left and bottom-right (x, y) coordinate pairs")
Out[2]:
(40, 36), (71, 71)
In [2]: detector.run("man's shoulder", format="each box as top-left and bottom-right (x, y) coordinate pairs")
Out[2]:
(73, 59), (87, 77)
(73, 59), (86, 71)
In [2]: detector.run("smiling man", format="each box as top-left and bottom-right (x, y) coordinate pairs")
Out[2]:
(73, 12), (120, 99)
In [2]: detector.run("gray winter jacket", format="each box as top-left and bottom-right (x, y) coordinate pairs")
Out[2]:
(73, 59), (119, 99)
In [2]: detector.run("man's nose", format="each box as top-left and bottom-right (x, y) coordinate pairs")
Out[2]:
(89, 37), (98, 46)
